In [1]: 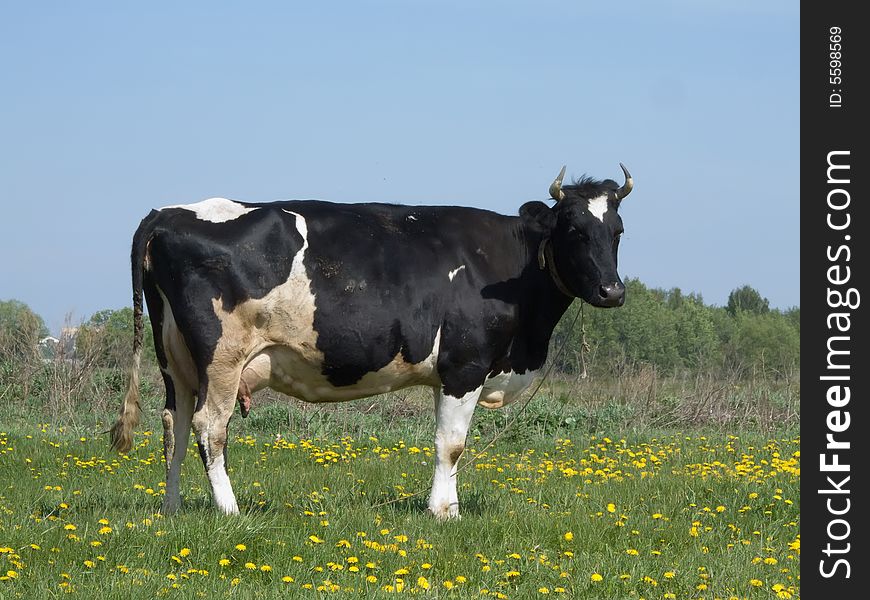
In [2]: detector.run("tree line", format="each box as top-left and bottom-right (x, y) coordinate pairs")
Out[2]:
(1, 280), (798, 386)
(551, 280), (799, 378)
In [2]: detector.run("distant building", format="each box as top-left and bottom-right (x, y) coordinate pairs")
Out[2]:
(38, 327), (77, 361)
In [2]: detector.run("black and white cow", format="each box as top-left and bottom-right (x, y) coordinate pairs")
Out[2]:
(110, 165), (633, 518)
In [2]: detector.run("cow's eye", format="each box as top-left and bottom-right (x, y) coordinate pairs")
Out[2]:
(568, 225), (586, 238)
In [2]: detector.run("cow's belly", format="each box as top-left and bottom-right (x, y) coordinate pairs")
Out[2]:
(477, 369), (541, 409)
(242, 341), (441, 403)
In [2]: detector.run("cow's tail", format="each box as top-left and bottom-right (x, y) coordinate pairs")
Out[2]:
(110, 211), (158, 454)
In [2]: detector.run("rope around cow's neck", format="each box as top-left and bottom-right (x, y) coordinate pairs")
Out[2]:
(371, 300), (587, 511)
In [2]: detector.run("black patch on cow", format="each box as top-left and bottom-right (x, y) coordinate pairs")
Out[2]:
(290, 201), (573, 396)
(197, 441), (209, 469)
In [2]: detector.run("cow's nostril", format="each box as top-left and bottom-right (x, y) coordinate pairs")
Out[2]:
(598, 283), (625, 307)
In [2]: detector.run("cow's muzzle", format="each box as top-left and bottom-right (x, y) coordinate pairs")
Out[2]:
(597, 282), (625, 307)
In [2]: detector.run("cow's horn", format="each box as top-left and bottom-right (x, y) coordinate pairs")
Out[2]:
(615, 163), (633, 201)
(549, 165), (567, 202)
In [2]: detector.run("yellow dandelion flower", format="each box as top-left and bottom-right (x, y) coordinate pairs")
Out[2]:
(539, 587), (550, 594)
(260, 565), (272, 572)
(607, 503), (616, 513)
(308, 535), (324, 544)
(564, 532), (574, 541)
(282, 575), (294, 583)
(235, 544), (246, 551)
(750, 579), (763, 587)
(591, 573), (603, 582)
(366, 575), (378, 583)
(455, 575), (467, 583)
(179, 548), (191, 557)
(244, 562), (257, 570)
(219, 558), (231, 567)
(418, 576), (430, 589)
(626, 548), (639, 556)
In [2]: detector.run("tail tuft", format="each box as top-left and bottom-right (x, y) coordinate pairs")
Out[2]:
(110, 365), (142, 453)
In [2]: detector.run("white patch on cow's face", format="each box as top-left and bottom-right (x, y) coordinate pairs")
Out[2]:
(587, 194), (609, 222)
(448, 265), (466, 281)
(163, 197), (259, 223)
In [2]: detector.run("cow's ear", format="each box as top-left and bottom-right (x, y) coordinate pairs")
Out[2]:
(519, 201), (557, 233)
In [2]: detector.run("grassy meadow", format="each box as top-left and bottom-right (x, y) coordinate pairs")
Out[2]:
(0, 383), (799, 600)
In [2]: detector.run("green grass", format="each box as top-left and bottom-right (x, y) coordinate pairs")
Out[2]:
(0, 398), (799, 599)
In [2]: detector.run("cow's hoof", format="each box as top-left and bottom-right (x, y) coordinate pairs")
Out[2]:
(160, 499), (181, 515)
(428, 503), (461, 522)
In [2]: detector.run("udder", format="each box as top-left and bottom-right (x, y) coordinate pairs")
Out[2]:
(477, 369), (540, 409)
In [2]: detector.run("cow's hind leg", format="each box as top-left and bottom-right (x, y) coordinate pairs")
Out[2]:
(429, 386), (481, 521)
(161, 375), (194, 514)
(192, 375), (241, 515)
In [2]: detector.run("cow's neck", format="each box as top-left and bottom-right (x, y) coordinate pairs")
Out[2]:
(504, 229), (576, 373)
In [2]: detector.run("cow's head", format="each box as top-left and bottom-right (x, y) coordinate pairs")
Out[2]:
(521, 164), (633, 307)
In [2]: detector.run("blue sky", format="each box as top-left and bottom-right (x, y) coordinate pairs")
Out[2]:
(1, 1), (798, 334)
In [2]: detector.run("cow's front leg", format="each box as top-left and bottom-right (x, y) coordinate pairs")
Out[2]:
(429, 386), (481, 521)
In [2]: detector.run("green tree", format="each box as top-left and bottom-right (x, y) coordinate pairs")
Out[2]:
(0, 299), (48, 363)
(726, 311), (799, 376)
(77, 307), (156, 369)
(726, 285), (770, 316)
